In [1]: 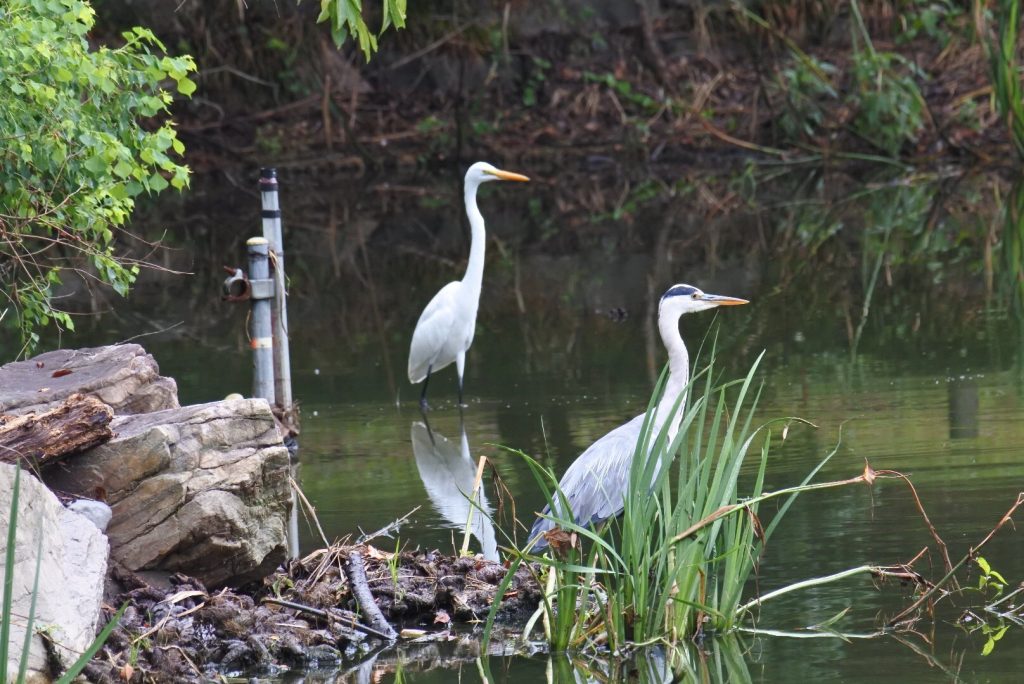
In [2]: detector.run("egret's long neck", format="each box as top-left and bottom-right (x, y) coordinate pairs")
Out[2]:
(656, 308), (690, 436)
(462, 180), (486, 296)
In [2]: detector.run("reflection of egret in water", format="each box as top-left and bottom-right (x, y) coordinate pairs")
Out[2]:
(410, 420), (498, 561)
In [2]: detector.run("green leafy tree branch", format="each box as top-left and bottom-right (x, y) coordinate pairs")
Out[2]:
(0, 0), (195, 351)
(315, 0), (407, 60)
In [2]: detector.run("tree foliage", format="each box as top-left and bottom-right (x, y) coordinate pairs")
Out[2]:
(0, 0), (195, 351)
(315, 0), (407, 60)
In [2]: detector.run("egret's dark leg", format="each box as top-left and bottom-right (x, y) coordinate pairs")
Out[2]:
(419, 365), (432, 411)
(421, 410), (436, 444)
(458, 378), (464, 408)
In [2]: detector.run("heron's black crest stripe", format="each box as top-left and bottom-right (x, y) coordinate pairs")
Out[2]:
(662, 284), (697, 299)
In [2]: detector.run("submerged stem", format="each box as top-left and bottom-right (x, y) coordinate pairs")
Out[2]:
(735, 565), (880, 618)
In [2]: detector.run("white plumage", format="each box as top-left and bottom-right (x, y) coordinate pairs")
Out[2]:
(410, 420), (498, 561)
(408, 162), (529, 408)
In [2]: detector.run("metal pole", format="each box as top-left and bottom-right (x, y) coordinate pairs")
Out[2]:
(259, 168), (293, 415)
(247, 237), (275, 404)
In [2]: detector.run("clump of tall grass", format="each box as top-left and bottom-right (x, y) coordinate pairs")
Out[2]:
(848, 0), (927, 157)
(483, 351), (844, 653)
(1002, 181), (1024, 311)
(977, 0), (1024, 159)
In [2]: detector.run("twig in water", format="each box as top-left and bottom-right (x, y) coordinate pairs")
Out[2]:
(671, 462), (880, 545)
(290, 476), (330, 548)
(736, 565), (881, 617)
(986, 582), (1024, 612)
(461, 456), (487, 557)
(261, 597), (395, 640)
(344, 550), (397, 640)
(357, 506), (420, 544)
(875, 468), (954, 575)
(888, 493), (1024, 626)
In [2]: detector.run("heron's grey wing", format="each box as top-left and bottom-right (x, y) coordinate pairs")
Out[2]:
(408, 281), (461, 383)
(530, 413), (645, 543)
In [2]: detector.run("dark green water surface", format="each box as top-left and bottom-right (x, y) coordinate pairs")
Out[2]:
(11, 164), (1024, 682)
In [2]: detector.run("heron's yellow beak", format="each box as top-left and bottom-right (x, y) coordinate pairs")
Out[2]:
(484, 168), (530, 182)
(700, 294), (749, 306)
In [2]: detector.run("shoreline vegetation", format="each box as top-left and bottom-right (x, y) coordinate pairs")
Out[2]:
(4, 0), (1024, 681)
(7, 1), (1024, 354)
(100, 1), (1022, 173)
(3, 344), (1023, 681)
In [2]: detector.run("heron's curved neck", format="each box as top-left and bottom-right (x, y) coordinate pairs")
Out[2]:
(656, 309), (690, 432)
(462, 181), (486, 294)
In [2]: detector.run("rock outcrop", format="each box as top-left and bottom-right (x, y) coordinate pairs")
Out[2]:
(1, 464), (109, 683)
(0, 344), (178, 415)
(44, 398), (292, 587)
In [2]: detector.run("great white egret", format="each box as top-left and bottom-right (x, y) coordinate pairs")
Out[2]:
(529, 283), (748, 549)
(408, 162), (529, 409)
(410, 420), (498, 561)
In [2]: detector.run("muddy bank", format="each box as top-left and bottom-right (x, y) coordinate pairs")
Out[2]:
(85, 544), (542, 682)
(95, 2), (1006, 173)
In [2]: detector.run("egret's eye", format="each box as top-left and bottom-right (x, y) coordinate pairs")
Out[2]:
(692, 293), (700, 299)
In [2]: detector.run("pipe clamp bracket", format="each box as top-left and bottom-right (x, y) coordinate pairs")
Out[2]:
(249, 278), (275, 300)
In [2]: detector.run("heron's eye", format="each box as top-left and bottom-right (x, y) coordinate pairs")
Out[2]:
(692, 293), (700, 299)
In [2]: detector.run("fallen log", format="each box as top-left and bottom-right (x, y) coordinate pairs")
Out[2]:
(0, 393), (114, 466)
(345, 550), (399, 640)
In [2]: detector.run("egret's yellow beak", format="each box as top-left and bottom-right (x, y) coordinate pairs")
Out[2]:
(700, 294), (749, 306)
(484, 168), (530, 182)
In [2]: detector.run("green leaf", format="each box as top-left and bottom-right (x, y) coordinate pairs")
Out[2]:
(112, 159), (133, 178)
(976, 556), (991, 575)
(177, 76), (196, 96)
(330, 22), (350, 48)
(148, 172), (169, 192)
(84, 155), (107, 174)
(316, 0), (332, 23)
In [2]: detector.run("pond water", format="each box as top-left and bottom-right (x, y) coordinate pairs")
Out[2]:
(13, 162), (1024, 681)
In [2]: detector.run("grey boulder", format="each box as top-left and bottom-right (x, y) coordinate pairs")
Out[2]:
(45, 397), (292, 588)
(0, 344), (178, 415)
(1, 464), (109, 682)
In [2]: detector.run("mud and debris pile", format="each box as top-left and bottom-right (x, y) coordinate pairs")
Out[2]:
(82, 544), (542, 682)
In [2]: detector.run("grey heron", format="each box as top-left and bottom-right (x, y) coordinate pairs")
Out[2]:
(408, 162), (529, 409)
(529, 283), (748, 549)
